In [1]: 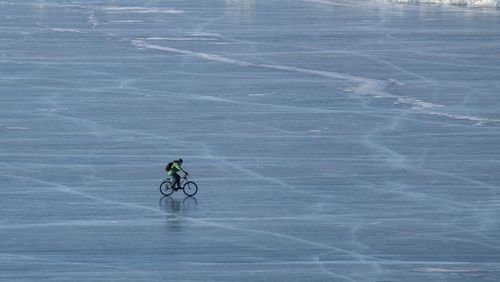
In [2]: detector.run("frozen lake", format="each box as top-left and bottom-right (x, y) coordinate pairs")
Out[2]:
(1, 0), (500, 281)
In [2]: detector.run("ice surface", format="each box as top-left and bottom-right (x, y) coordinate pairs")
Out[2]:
(1, 0), (500, 281)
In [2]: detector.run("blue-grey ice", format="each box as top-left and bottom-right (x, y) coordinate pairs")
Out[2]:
(1, 0), (500, 281)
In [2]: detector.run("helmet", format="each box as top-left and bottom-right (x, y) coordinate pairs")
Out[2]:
(178, 158), (183, 163)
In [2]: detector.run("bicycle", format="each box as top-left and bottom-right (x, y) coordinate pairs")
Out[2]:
(160, 174), (198, 197)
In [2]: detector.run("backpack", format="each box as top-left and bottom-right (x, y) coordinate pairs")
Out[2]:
(165, 162), (174, 172)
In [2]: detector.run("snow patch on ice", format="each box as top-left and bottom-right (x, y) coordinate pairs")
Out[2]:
(51, 28), (83, 33)
(102, 7), (184, 14)
(385, 0), (499, 8)
(304, 0), (357, 7)
(146, 37), (217, 41)
(415, 267), (485, 273)
(189, 32), (222, 37)
(248, 92), (274, 97)
(88, 13), (100, 28)
(6, 127), (29, 130)
(389, 78), (407, 86)
(109, 20), (144, 23)
(36, 108), (68, 112)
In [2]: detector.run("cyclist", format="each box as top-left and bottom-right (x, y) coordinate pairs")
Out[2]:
(167, 158), (189, 190)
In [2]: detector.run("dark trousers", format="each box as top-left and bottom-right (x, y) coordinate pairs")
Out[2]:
(171, 173), (180, 188)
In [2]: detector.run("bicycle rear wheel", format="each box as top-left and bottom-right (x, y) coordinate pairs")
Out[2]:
(183, 181), (198, 197)
(160, 180), (174, 196)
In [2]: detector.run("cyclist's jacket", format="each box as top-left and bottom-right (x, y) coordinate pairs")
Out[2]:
(168, 162), (182, 176)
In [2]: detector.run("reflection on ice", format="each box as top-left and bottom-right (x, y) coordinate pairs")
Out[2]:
(159, 196), (198, 214)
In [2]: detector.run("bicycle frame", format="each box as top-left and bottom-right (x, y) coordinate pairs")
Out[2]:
(165, 174), (189, 188)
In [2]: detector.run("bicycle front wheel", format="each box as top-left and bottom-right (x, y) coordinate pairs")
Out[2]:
(160, 180), (174, 196)
(183, 181), (198, 197)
